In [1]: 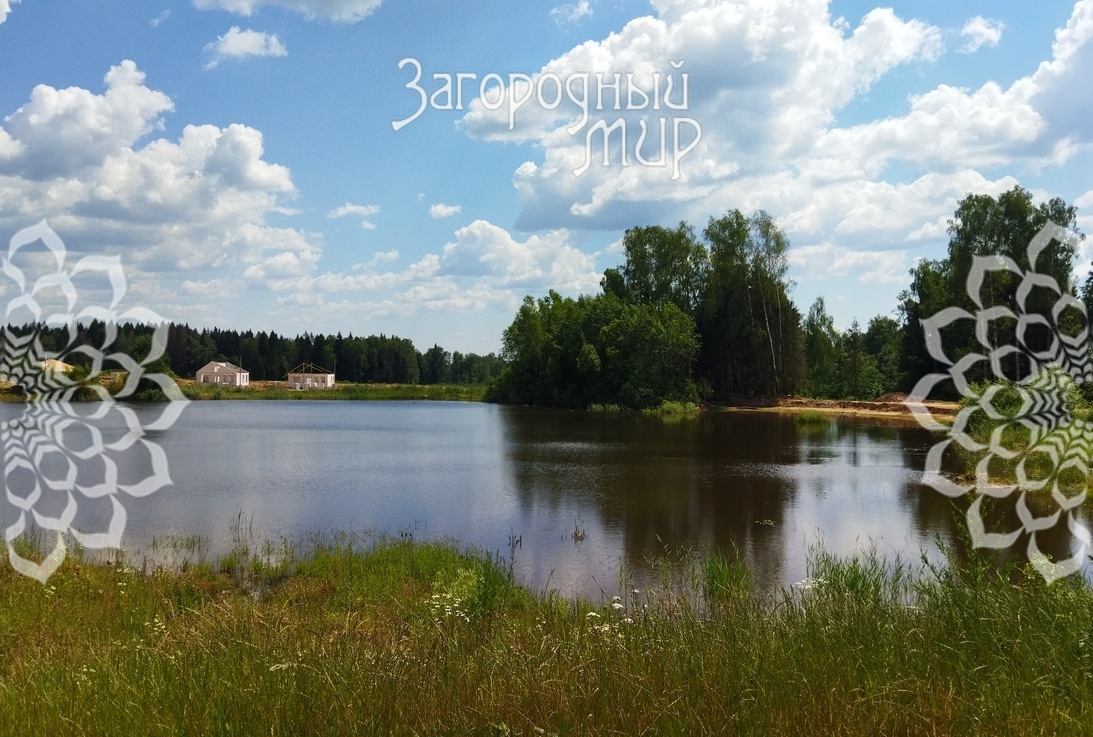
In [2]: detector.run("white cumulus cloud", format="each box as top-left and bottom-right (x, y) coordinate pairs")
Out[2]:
(0, 0), (20, 26)
(551, 0), (591, 24)
(788, 243), (908, 285)
(244, 248), (321, 282)
(439, 220), (600, 293)
(354, 249), (399, 270)
(328, 202), (380, 229)
(204, 27), (287, 69)
(460, 0), (945, 233)
(0, 61), (314, 295)
(960, 16), (1004, 53)
(0, 61), (173, 180)
(429, 203), (462, 219)
(247, 220), (600, 318)
(1077, 188), (1093, 235)
(328, 203), (380, 218)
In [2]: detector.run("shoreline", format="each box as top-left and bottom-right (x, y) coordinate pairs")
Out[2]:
(177, 379), (488, 402)
(713, 395), (958, 424)
(0, 380), (962, 423)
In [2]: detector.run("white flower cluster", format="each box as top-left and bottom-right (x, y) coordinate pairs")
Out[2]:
(586, 595), (633, 637)
(428, 592), (471, 624)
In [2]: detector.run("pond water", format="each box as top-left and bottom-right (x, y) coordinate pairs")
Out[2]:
(2, 400), (1084, 598)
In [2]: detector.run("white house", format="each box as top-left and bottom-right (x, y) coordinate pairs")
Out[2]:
(196, 361), (250, 387)
(287, 362), (335, 390)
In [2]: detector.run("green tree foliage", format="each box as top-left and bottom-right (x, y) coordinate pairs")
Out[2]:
(600, 301), (700, 408)
(697, 210), (803, 396)
(240, 337), (265, 380)
(899, 186), (1084, 392)
(840, 320), (884, 400)
(898, 258), (951, 393)
(489, 291), (699, 409)
(803, 308), (905, 401)
(493, 209), (804, 405)
(1083, 269), (1093, 319)
(125, 332), (176, 400)
(803, 297), (840, 398)
(421, 344), (452, 385)
(450, 351), (504, 384)
(617, 222), (709, 314)
(600, 267), (628, 302)
(863, 316), (904, 394)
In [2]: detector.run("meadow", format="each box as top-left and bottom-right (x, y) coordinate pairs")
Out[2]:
(1, 529), (1091, 735)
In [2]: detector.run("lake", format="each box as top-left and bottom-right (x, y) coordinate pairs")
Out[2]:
(3, 400), (1084, 598)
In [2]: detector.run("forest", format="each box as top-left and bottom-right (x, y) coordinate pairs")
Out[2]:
(489, 185), (1086, 408)
(16, 322), (502, 387)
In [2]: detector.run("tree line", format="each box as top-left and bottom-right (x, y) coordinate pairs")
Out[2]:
(17, 322), (502, 386)
(490, 186), (1087, 408)
(7, 185), (1083, 405)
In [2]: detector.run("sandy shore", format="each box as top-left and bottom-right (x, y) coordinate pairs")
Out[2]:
(715, 394), (957, 424)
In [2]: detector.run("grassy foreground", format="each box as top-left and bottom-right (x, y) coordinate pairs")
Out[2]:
(2, 537), (1092, 735)
(178, 381), (487, 402)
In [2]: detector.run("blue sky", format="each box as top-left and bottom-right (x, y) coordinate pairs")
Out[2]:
(0, 0), (1091, 354)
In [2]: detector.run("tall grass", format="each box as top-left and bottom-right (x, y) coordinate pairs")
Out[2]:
(1, 533), (1092, 735)
(640, 400), (700, 419)
(794, 409), (831, 425)
(587, 401), (699, 418)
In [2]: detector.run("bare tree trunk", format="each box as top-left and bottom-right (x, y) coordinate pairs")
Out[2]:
(757, 264), (778, 394)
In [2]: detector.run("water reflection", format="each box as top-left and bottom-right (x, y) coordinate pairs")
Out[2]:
(0, 401), (1083, 598)
(500, 409), (964, 593)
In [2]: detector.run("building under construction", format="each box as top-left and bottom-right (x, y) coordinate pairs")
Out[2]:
(286, 362), (335, 390)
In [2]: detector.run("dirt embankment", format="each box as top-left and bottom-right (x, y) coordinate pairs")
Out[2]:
(716, 392), (957, 423)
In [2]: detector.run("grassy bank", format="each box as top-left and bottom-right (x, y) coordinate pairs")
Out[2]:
(640, 400), (700, 419)
(178, 382), (487, 402)
(587, 400), (701, 418)
(794, 409), (831, 425)
(3, 534), (1093, 735)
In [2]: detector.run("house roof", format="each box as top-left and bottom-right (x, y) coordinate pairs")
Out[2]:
(287, 362), (334, 376)
(197, 361), (248, 374)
